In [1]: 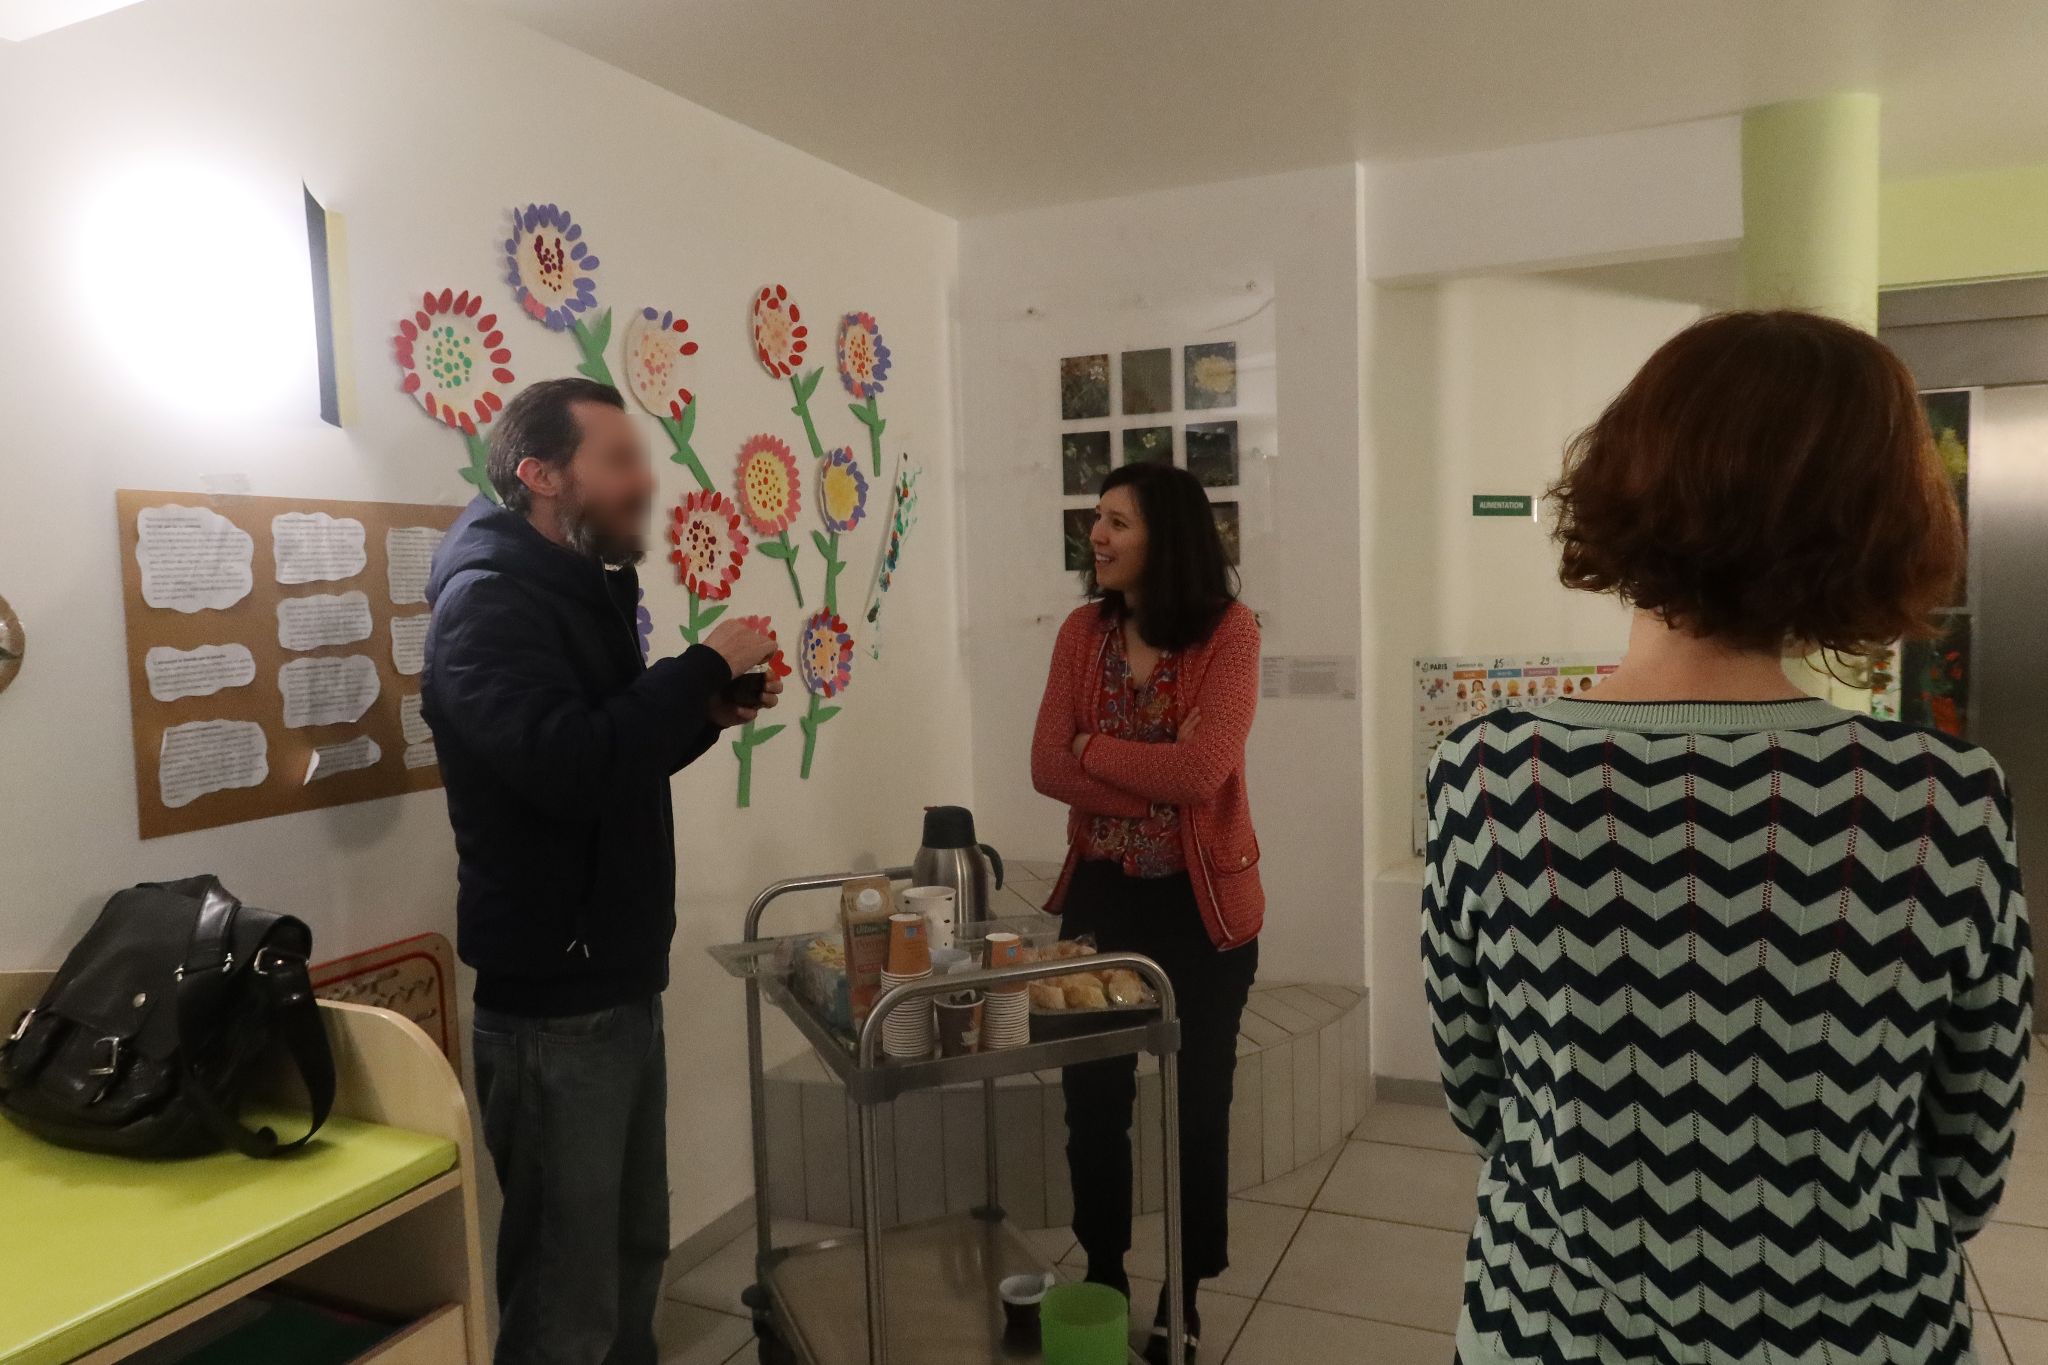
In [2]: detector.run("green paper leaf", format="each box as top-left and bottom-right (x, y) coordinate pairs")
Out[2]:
(814, 706), (842, 725)
(586, 308), (613, 355)
(796, 366), (825, 404)
(756, 540), (793, 562)
(676, 398), (697, 442)
(693, 602), (728, 633)
(811, 530), (834, 559)
(750, 724), (786, 746)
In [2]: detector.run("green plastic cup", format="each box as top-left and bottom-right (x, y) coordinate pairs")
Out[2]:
(1040, 1281), (1129, 1364)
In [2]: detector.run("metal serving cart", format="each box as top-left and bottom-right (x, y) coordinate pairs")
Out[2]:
(713, 867), (1187, 1365)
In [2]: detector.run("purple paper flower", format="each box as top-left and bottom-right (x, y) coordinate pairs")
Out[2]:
(634, 587), (652, 662)
(837, 312), (891, 399)
(505, 203), (600, 332)
(818, 447), (870, 535)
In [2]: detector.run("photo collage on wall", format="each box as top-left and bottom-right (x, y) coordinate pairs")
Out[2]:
(1059, 342), (1244, 572)
(1871, 389), (1972, 736)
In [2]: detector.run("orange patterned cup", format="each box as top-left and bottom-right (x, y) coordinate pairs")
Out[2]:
(887, 912), (932, 976)
(983, 931), (1025, 993)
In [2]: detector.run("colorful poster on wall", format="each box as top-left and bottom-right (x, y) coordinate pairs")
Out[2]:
(1923, 389), (1971, 608)
(1412, 653), (1622, 854)
(1871, 612), (1971, 737)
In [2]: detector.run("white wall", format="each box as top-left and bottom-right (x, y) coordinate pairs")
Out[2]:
(1364, 117), (1743, 282)
(1360, 273), (1700, 1083)
(0, 0), (968, 1244)
(956, 166), (1367, 989)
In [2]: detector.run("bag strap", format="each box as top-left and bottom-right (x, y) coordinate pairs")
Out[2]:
(174, 886), (336, 1157)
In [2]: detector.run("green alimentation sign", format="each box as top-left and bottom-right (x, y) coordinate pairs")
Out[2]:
(1471, 494), (1535, 518)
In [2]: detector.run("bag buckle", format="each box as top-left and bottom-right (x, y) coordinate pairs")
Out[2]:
(85, 1036), (124, 1078)
(6, 1009), (33, 1043)
(252, 946), (305, 977)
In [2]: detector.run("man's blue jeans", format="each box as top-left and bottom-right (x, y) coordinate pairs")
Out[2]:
(474, 996), (669, 1365)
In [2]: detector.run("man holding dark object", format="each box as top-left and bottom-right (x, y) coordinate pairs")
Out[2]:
(422, 377), (781, 1365)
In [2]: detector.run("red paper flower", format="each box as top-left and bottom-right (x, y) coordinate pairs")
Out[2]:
(735, 614), (795, 680)
(735, 433), (802, 537)
(668, 490), (749, 600)
(393, 288), (514, 435)
(752, 283), (808, 379)
(625, 307), (699, 420)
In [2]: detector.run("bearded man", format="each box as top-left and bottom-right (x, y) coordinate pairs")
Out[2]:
(423, 378), (780, 1365)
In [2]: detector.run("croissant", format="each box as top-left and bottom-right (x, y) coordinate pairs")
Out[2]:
(1061, 978), (1109, 1010)
(1029, 981), (1067, 1011)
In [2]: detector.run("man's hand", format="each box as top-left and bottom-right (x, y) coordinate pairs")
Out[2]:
(705, 619), (778, 677)
(710, 669), (785, 730)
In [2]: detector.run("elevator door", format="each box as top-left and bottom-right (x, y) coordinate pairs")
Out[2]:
(1972, 384), (2048, 929)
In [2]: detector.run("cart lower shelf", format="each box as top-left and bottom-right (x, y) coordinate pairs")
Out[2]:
(757, 1212), (1143, 1365)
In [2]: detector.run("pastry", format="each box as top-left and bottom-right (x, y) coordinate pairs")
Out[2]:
(1061, 978), (1109, 1010)
(1102, 971), (1147, 1008)
(1029, 981), (1067, 1011)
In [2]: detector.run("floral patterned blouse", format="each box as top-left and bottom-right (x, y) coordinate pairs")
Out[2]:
(1079, 626), (1187, 877)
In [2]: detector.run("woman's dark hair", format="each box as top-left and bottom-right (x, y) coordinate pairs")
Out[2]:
(487, 377), (625, 513)
(1546, 309), (1963, 662)
(1088, 462), (1239, 651)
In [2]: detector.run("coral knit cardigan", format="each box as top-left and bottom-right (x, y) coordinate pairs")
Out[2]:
(1030, 601), (1264, 950)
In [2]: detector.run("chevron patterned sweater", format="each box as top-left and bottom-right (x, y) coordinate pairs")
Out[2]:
(1423, 698), (2031, 1365)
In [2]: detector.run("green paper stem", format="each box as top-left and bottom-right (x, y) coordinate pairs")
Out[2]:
(813, 529), (846, 614)
(659, 403), (712, 492)
(571, 310), (615, 387)
(797, 694), (843, 781)
(789, 369), (829, 465)
(852, 395), (887, 475)
(460, 432), (498, 503)
(732, 719), (786, 809)
(678, 591), (727, 646)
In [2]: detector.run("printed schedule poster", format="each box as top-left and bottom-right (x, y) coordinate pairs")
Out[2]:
(1411, 654), (1621, 854)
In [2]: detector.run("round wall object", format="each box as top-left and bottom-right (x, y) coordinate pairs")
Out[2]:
(0, 594), (22, 695)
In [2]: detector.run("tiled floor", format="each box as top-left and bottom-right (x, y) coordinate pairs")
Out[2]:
(662, 1051), (2048, 1363)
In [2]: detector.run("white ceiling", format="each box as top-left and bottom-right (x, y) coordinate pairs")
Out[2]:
(475, 0), (2048, 218)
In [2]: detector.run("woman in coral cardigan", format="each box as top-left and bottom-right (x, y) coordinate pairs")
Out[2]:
(1031, 461), (1264, 1365)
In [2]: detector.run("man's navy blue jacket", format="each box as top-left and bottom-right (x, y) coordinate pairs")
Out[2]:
(422, 497), (730, 1016)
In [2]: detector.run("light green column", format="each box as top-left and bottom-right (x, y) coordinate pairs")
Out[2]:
(1741, 94), (1881, 330)
(1742, 95), (1883, 707)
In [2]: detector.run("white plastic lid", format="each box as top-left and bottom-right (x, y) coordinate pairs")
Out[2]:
(857, 888), (884, 911)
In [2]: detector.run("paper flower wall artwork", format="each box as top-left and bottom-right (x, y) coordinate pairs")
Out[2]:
(392, 289), (515, 500)
(628, 306), (711, 489)
(838, 312), (891, 475)
(796, 610), (854, 780)
(506, 203), (615, 387)
(669, 489), (749, 644)
(862, 460), (921, 661)
(735, 433), (806, 607)
(752, 284), (808, 379)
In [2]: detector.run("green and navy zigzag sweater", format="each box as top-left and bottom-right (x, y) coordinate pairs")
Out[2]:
(1423, 698), (2032, 1365)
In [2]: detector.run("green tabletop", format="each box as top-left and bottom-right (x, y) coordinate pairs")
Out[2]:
(0, 1111), (457, 1365)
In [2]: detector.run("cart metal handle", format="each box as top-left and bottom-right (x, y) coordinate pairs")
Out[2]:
(744, 866), (916, 943)
(855, 952), (1181, 1069)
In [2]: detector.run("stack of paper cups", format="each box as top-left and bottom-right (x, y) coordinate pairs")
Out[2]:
(982, 987), (1030, 1050)
(879, 967), (935, 1060)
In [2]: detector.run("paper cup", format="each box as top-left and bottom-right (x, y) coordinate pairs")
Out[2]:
(981, 988), (1029, 1049)
(887, 912), (932, 976)
(983, 931), (1026, 993)
(900, 885), (958, 950)
(935, 991), (983, 1056)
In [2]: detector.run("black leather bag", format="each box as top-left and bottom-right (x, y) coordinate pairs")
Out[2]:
(0, 876), (335, 1157)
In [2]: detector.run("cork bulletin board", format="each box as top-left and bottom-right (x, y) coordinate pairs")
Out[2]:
(116, 489), (463, 839)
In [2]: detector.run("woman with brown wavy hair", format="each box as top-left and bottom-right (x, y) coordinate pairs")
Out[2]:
(1423, 311), (2031, 1365)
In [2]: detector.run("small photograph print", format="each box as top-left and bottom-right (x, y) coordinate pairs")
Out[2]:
(1121, 348), (1172, 415)
(1062, 431), (1112, 495)
(1061, 354), (1111, 420)
(1063, 508), (1096, 573)
(1184, 341), (1238, 410)
(1211, 500), (1241, 566)
(1123, 426), (1174, 466)
(1186, 420), (1239, 488)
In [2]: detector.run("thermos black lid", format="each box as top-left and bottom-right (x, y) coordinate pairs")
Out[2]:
(921, 805), (978, 849)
